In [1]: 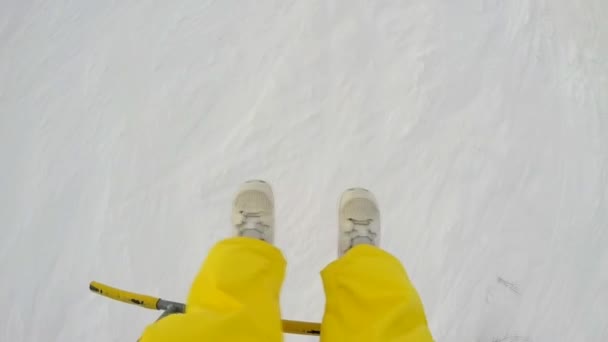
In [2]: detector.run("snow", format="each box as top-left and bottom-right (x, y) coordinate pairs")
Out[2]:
(1, 1), (607, 341)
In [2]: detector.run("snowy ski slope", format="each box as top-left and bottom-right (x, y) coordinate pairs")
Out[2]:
(1, 1), (607, 341)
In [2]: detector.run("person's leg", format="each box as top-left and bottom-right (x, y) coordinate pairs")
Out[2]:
(189, 237), (286, 339)
(140, 181), (285, 342)
(321, 245), (433, 341)
(320, 188), (433, 342)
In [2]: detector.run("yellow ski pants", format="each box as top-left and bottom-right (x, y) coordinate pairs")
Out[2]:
(140, 237), (433, 341)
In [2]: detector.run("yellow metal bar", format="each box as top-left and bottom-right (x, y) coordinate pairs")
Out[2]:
(283, 319), (321, 336)
(89, 281), (159, 310)
(89, 281), (321, 336)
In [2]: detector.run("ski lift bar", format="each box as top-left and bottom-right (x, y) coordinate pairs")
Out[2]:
(89, 281), (321, 336)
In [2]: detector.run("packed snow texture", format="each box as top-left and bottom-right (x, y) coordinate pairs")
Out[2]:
(1, 1), (607, 341)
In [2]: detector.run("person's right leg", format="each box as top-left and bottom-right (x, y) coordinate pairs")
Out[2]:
(320, 188), (433, 342)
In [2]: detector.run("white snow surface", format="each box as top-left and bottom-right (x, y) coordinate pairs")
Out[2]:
(1, 1), (607, 341)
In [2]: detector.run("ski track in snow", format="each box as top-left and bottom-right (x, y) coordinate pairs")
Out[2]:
(1, 1), (607, 341)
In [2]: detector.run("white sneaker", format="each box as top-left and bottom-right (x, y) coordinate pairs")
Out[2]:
(231, 180), (275, 243)
(338, 188), (381, 256)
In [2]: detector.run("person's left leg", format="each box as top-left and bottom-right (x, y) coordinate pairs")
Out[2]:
(140, 181), (285, 342)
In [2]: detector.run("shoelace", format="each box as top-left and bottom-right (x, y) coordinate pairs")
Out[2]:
(347, 218), (377, 241)
(237, 211), (269, 235)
